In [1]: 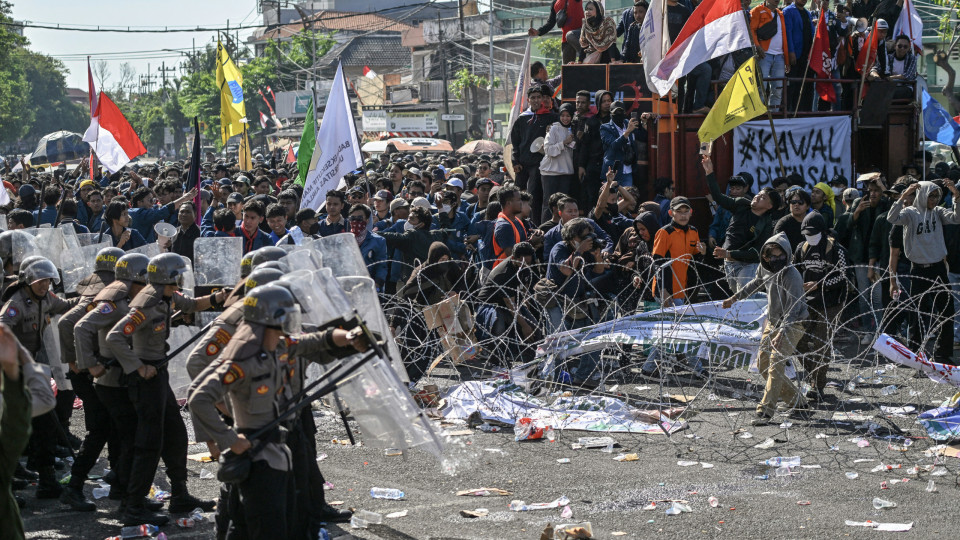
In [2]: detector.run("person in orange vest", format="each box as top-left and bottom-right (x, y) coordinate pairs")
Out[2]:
(651, 196), (706, 307)
(491, 187), (529, 269)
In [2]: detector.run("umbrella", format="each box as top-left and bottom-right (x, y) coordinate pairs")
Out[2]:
(30, 131), (90, 166)
(457, 139), (503, 155)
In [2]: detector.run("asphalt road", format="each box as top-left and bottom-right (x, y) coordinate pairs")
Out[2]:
(19, 341), (960, 540)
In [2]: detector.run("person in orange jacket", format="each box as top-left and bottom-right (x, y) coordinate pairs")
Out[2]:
(751, 0), (792, 111)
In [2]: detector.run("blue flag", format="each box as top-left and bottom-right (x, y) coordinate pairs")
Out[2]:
(922, 89), (960, 146)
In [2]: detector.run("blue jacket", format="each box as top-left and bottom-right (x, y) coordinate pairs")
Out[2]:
(782, 4), (812, 58)
(435, 210), (471, 257)
(358, 232), (388, 285)
(374, 218), (405, 284)
(98, 227), (147, 251)
(199, 205), (216, 236)
(617, 7), (643, 62)
(60, 220), (89, 235)
(33, 206), (58, 227)
(129, 203), (175, 242)
(599, 120), (639, 186)
(543, 218), (613, 258)
(467, 220), (496, 269)
(237, 227), (273, 254)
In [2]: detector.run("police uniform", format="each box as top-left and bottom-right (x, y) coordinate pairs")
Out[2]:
(105, 282), (217, 520)
(73, 280), (140, 507)
(189, 319), (346, 539)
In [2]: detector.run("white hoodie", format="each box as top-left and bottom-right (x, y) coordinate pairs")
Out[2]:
(539, 122), (575, 176)
(887, 181), (960, 265)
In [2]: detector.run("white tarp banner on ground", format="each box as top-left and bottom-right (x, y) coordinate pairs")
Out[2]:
(733, 116), (852, 189)
(538, 299), (767, 366)
(441, 380), (687, 434)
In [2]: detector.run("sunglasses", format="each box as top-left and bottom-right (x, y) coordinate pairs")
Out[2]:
(896, 44), (909, 49)
(348, 215), (366, 222)
(789, 199), (806, 205)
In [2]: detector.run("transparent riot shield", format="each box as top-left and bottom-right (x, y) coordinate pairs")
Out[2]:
(61, 240), (112, 294)
(193, 237), (243, 296)
(0, 214), (7, 231)
(41, 316), (70, 392)
(13, 227), (67, 267)
(9, 230), (40, 267)
(314, 233), (369, 278)
(278, 247), (323, 275)
(337, 276), (407, 382)
(127, 242), (161, 259)
(75, 233), (103, 247)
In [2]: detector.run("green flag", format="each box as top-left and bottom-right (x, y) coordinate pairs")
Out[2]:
(296, 97), (315, 186)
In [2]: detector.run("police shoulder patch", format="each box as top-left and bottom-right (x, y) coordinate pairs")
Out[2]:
(99, 302), (115, 315)
(205, 342), (220, 356)
(256, 384), (269, 395)
(6, 306), (18, 318)
(221, 363), (245, 385)
(122, 323), (135, 335)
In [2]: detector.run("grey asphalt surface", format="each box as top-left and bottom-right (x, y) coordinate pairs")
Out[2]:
(19, 340), (960, 539)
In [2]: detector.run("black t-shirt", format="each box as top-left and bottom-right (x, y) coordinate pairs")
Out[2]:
(666, 4), (691, 42)
(774, 214), (805, 253)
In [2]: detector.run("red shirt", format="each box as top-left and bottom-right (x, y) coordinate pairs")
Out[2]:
(554, 0), (585, 42)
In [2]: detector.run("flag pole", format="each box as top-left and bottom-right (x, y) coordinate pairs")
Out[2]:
(792, 11), (821, 118)
(744, 11), (787, 178)
(853, 23), (876, 132)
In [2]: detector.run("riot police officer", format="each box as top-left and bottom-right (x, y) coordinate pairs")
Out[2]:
(188, 284), (366, 539)
(1, 257), (78, 499)
(106, 253), (224, 525)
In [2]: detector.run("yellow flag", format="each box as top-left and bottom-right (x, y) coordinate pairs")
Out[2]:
(216, 39), (246, 145)
(238, 127), (252, 171)
(698, 57), (767, 143)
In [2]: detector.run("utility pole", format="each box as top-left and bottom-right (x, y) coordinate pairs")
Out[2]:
(158, 62), (176, 99)
(438, 11), (452, 142)
(488, 0), (495, 139)
(294, 5), (318, 140)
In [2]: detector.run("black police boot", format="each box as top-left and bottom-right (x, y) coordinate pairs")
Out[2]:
(121, 502), (169, 527)
(60, 485), (96, 511)
(102, 469), (118, 486)
(168, 492), (216, 513)
(36, 466), (63, 499)
(119, 497), (165, 512)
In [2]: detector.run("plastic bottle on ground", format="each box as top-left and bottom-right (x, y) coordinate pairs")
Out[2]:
(872, 497), (896, 510)
(92, 485), (110, 499)
(880, 385), (898, 396)
(119, 524), (160, 538)
(353, 510), (383, 524)
(370, 487), (405, 500)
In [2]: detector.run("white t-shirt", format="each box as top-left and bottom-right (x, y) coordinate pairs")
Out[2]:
(892, 57), (905, 76)
(767, 14), (783, 56)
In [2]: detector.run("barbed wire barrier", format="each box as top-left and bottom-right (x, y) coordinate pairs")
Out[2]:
(377, 257), (960, 484)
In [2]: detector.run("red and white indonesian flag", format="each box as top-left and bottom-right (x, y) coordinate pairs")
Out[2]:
(894, 0), (923, 53)
(82, 92), (147, 173)
(259, 111), (269, 128)
(363, 66), (378, 79)
(649, 0), (753, 95)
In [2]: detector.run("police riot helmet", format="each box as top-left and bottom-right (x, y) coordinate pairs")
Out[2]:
(95, 247), (125, 274)
(244, 267), (285, 295)
(114, 253), (150, 284)
(0, 231), (15, 264)
(242, 283), (300, 333)
(240, 251), (256, 278)
(22, 257), (60, 285)
(147, 253), (189, 286)
(17, 255), (46, 281)
(250, 246), (287, 268)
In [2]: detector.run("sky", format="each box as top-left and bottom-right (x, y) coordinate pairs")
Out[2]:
(11, 0), (260, 91)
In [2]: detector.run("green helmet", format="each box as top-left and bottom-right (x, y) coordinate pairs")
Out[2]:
(147, 253), (189, 286)
(243, 284), (300, 332)
(95, 247), (125, 274)
(244, 267), (285, 295)
(114, 253), (150, 284)
(21, 257), (60, 285)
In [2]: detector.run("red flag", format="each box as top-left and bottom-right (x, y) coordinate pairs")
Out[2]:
(856, 22), (879, 75)
(285, 144), (296, 164)
(87, 57), (98, 177)
(259, 111), (269, 129)
(810, 10), (836, 103)
(266, 85), (276, 103)
(363, 66), (378, 79)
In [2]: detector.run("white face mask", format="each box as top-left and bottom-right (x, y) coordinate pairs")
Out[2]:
(832, 186), (844, 197)
(403, 220), (416, 232)
(805, 232), (823, 246)
(439, 204), (452, 214)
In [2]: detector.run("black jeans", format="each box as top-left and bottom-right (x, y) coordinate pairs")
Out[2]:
(540, 173), (576, 223)
(67, 371), (118, 488)
(125, 367), (189, 505)
(911, 261), (956, 361)
(287, 412), (327, 539)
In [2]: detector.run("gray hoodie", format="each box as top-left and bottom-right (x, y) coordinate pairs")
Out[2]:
(887, 181), (960, 265)
(732, 232), (809, 326)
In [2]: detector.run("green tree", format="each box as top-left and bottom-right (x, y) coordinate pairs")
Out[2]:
(0, 1), (32, 143)
(536, 37), (563, 79)
(449, 68), (501, 137)
(21, 50), (88, 140)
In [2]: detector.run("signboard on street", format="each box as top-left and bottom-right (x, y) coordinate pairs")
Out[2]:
(388, 111), (438, 133)
(442, 113), (465, 121)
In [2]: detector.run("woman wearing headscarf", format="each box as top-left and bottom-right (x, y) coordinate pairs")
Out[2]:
(540, 102), (578, 223)
(579, 1), (621, 64)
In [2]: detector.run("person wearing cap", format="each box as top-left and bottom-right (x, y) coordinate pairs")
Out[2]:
(435, 190), (470, 258)
(509, 85), (557, 222)
(372, 189), (393, 222)
(829, 174), (848, 200)
(600, 100), (643, 189)
(379, 205), (449, 282)
(444, 177), (470, 214)
(703, 156), (780, 292)
(793, 210), (849, 401)
(374, 198), (411, 294)
(232, 175), (251, 196)
(225, 191), (245, 224)
(468, 178), (496, 224)
(579, 89), (613, 210)
(887, 177), (960, 364)
(837, 172), (889, 342)
(651, 196), (707, 306)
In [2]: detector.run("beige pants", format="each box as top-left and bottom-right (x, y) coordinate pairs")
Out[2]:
(756, 321), (806, 416)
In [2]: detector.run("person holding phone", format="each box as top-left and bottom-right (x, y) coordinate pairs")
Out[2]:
(540, 103), (579, 223)
(599, 101), (640, 188)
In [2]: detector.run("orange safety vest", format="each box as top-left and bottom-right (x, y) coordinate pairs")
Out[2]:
(492, 212), (526, 269)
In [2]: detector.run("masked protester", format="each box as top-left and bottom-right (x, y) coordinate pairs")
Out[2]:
(724, 233), (811, 426)
(348, 204), (387, 289)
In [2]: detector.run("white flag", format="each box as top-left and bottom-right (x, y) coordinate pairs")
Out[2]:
(638, 0), (671, 93)
(893, 0), (923, 53)
(299, 62), (363, 211)
(506, 38), (532, 140)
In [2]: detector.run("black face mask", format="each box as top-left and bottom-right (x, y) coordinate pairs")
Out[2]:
(612, 111), (626, 125)
(607, 202), (619, 215)
(764, 254), (789, 273)
(308, 222), (321, 236)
